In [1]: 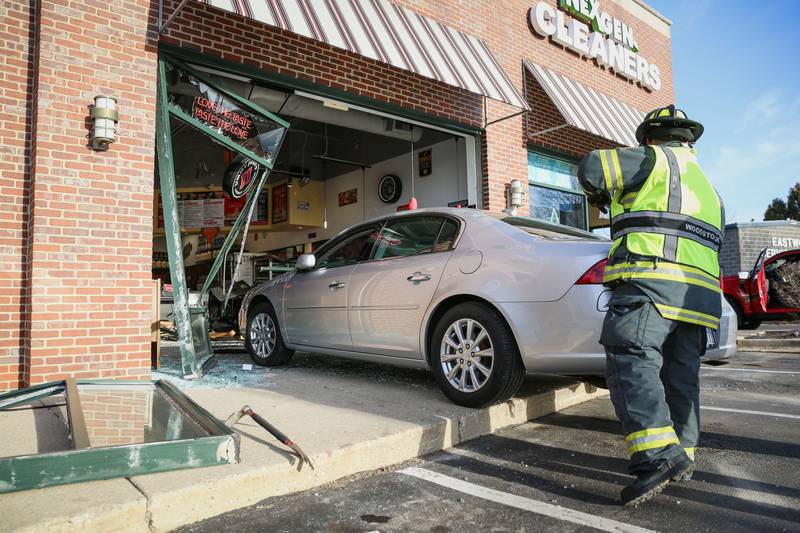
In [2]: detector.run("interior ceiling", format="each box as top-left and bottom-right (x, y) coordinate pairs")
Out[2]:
(274, 117), (452, 179)
(168, 99), (454, 185)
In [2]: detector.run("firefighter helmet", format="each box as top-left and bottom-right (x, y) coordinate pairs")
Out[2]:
(635, 104), (704, 145)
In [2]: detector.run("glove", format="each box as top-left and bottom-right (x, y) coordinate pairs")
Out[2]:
(587, 191), (610, 214)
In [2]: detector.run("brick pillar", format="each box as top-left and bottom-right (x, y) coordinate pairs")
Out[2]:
(481, 99), (529, 215)
(0, 2), (37, 390)
(22, 0), (158, 385)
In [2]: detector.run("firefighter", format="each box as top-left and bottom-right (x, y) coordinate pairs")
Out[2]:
(577, 105), (724, 506)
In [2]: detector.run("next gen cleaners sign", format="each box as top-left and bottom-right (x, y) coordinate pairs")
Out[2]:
(530, 0), (662, 91)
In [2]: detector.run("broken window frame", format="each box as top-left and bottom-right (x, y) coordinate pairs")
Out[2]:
(0, 379), (239, 494)
(156, 53), (289, 378)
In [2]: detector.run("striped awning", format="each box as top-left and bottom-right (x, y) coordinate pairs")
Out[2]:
(525, 61), (645, 146)
(200, 0), (529, 110)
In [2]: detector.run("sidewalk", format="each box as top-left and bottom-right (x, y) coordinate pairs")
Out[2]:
(1, 344), (607, 532)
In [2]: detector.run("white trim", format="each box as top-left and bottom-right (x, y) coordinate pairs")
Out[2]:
(701, 406), (800, 420)
(399, 467), (657, 533)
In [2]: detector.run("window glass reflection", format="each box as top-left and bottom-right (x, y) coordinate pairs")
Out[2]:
(165, 62), (285, 163)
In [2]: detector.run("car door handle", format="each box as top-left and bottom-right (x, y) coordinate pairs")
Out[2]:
(328, 281), (346, 289)
(407, 272), (432, 282)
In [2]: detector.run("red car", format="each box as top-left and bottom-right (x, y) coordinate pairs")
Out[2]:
(722, 248), (800, 329)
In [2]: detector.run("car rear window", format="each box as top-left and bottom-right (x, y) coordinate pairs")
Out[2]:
(489, 213), (607, 241)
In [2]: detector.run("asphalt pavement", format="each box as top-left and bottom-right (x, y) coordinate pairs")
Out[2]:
(178, 350), (800, 533)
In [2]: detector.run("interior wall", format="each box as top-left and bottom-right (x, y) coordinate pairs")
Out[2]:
(245, 137), (468, 254)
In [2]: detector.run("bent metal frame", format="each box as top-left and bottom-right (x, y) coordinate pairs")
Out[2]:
(0, 379), (240, 493)
(156, 53), (290, 378)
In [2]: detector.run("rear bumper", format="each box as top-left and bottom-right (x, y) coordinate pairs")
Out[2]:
(497, 286), (738, 375)
(495, 285), (607, 376)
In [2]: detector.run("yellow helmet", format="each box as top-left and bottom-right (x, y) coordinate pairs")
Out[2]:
(636, 104), (704, 144)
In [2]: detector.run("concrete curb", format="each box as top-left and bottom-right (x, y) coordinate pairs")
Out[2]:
(2, 381), (606, 532)
(738, 338), (800, 353)
(141, 381), (606, 532)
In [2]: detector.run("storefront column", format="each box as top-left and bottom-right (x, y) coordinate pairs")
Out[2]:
(481, 99), (530, 215)
(23, 0), (157, 385)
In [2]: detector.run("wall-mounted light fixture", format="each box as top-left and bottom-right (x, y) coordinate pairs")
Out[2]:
(509, 179), (525, 208)
(90, 96), (118, 151)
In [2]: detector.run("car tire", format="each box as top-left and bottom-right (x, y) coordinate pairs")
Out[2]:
(245, 302), (294, 367)
(430, 302), (525, 408)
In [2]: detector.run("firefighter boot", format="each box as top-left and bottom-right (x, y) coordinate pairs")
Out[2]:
(620, 455), (693, 506)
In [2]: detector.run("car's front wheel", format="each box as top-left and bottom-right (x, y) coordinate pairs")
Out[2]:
(245, 302), (294, 366)
(430, 303), (525, 408)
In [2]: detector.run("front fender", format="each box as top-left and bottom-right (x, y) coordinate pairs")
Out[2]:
(238, 273), (293, 331)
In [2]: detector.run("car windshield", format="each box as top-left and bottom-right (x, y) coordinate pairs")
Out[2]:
(486, 213), (608, 241)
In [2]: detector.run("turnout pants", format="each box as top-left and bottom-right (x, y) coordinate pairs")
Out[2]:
(601, 283), (706, 473)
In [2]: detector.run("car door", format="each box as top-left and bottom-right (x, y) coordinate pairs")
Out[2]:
(348, 216), (460, 358)
(283, 222), (383, 350)
(745, 248), (768, 314)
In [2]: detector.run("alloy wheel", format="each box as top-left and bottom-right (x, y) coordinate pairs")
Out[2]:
(440, 318), (494, 393)
(250, 313), (276, 359)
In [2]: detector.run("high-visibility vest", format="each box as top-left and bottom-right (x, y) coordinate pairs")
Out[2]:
(601, 145), (724, 328)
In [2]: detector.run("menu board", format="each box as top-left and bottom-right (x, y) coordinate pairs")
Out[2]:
(157, 188), (268, 231)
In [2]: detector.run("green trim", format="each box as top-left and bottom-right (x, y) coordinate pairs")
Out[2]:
(0, 380), (239, 494)
(159, 44), (483, 136)
(157, 57), (199, 378)
(163, 53), (289, 129)
(167, 104), (274, 169)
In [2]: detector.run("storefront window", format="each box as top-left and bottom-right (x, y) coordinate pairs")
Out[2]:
(165, 62), (286, 165)
(527, 151), (587, 230)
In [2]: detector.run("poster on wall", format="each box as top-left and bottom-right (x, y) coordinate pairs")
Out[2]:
(418, 149), (432, 177)
(272, 183), (288, 224)
(338, 188), (358, 207)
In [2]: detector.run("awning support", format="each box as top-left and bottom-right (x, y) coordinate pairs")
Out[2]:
(482, 96), (528, 128)
(158, 0), (190, 34)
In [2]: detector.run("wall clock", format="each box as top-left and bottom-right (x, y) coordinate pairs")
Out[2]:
(378, 174), (402, 203)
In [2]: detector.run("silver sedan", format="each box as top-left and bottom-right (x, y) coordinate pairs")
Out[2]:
(239, 208), (737, 407)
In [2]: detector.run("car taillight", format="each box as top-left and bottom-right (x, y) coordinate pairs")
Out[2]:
(576, 258), (608, 285)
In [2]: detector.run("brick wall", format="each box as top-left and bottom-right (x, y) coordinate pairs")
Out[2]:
(2, 0), (673, 389)
(1, 0), (158, 390)
(0, 1), (36, 390)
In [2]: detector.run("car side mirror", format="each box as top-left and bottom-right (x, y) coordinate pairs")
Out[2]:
(738, 271), (749, 281)
(296, 253), (316, 271)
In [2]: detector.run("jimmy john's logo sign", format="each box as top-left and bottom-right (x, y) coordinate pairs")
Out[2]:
(224, 159), (261, 199)
(529, 0), (661, 91)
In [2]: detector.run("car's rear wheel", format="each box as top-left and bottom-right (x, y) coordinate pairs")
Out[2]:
(245, 302), (294, 366)
(431, 302), (525, 408)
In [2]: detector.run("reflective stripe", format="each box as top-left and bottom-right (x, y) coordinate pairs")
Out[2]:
(599, 150), (614, 192)
(620, 192), (637, 207)
(604, 260), (719, 283)
(684, 447), (696, 461)
(611, 211), (723, 252)
(626, 426), (679, 456)
(609, 150), (623, 191)
(625, 426), (675, 442)
(655, 303), (720, 328)
(603, 263), (721, 293)
(660, 146), (682, 262)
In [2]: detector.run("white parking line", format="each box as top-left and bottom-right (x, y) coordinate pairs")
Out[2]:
(701, 406), (800, 420)
(399, 467), (656, 533)
(702, 367), (800, 375)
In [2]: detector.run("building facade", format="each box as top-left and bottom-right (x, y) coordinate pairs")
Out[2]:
(720, 221), (800, 276)
(1, 0), (674, 390)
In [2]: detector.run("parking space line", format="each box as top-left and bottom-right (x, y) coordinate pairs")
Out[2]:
(701, 406), (800, 420)
(399, 467), (656, 533)
(701, 368), (800, 375)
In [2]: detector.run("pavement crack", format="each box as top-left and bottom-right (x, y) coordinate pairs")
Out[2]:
(127, 477), (156, 533)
